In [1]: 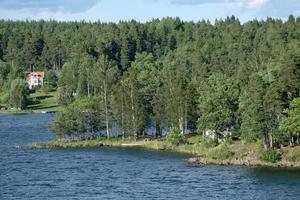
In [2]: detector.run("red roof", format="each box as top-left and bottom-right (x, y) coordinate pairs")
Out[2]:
(26, 72), (45, 78)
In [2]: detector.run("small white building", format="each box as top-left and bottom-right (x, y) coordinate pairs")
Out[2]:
(204, 129), (232, 143)
(26, 71), (44, 89)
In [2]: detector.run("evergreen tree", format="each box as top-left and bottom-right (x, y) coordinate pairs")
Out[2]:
(9, 79), (29, 110)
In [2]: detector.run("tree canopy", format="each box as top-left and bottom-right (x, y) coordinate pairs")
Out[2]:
(0, 16), (300, 148)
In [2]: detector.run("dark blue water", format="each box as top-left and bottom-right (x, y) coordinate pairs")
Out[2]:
(1, 113), (300, 200)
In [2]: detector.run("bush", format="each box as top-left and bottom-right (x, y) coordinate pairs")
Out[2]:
(42, 85), (52, 93)
(201, 137), (218, 148)
(10, 79), (29, 110)
(207, 143), (233, 160)
(186, 135), (203, 144)
(165, 128), (186, 146)
(260, 149), (281, 163)
(286, 150), (300, 162)
(0, 92), (9, 103)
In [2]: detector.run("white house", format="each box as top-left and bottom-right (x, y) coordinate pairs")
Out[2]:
(26, 71), (45, 89)
(204, 128), (232, 143)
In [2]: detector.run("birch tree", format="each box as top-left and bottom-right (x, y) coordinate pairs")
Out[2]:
(95, 56), (118, 139)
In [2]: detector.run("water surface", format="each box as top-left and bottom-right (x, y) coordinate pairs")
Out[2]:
(1, 113), (300, 200)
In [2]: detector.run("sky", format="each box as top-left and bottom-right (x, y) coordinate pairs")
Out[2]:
(0, 0), (299, 23)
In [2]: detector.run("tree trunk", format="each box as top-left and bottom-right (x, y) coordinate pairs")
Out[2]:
(58, 52), (61, 71)
(103, 80), (110, 139)
(155, 123), (161, 138)
(121, 93), (125, 141)
(269, 132), (273, 148)
(130, 85), (137, 141)
(289, 133), (293, 147)
(179, 117), (184, 134)
(184, 107), (188, 134)
(87, 81), (90, 97)
(263, 131), (270, 150)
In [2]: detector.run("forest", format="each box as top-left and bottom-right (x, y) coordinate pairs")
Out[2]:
(1, 15), (300, 150)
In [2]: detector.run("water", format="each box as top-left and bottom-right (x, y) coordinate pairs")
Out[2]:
(1, 113), (300, 200)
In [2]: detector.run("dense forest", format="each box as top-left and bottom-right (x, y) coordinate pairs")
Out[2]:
(1, 16), (300, 150)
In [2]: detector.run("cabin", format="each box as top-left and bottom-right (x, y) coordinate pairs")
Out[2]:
(26, 71), (45, 89)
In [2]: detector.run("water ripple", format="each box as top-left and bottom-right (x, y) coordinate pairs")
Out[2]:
(1, 113), (300, 200)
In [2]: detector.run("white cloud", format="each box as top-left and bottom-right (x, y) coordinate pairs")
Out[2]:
(224, 0), (269, 9)
(223, 0), (269, 16)
(247, 0), (269, 9)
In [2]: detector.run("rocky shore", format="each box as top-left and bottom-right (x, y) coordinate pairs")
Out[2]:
(187, 156), (300, 168)
(30, 137), (300, 169)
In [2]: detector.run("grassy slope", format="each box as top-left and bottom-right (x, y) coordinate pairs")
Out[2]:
(30, 135), (300, 168)
(1, 90), (61, 113)
(27, 90), (61, 112)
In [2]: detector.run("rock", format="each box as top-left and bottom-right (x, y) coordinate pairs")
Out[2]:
(121, 143), (144, 147)
(187, 157), (203, 164)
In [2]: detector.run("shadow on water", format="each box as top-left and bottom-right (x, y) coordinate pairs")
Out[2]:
(247, 167), (300, 180)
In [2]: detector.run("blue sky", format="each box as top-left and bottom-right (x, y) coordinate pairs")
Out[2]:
(0, 0), (299, 22)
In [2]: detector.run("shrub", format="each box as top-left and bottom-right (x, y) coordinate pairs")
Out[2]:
(42, 85), (52, 93)
(207, 143), (233, 160)
(260, 149), (281, 163)
(165, 128), (186, 146)
(0, 92), (9, 104)
(201, 137), (217, 148)
(286, 150), (300, 162)
(186, 135), (203, 144)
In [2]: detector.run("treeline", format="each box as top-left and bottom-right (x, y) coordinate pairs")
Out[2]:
(1, 16), (300, 149)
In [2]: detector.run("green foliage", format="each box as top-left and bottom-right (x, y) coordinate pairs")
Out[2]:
(239, 74), (267, 142)
(260, 149), (281, 163)
(201, 137), (218, 149)
(0, 93), (9, 104)
(49, 97), (101, 139)
(165, 128), (186, 146)
(279, 98), (300, 145)
(44, 70), (58, 92)
(1, 17), (300, 146)
(198, 73), (239, 133)
(0, 60), (9, 88)
(57, 86), (74, 106)
(57, 62), (77, 106)
(9, 79), (29, 110)
(207, 143), (233, 160)
(286, 150), (300, 162)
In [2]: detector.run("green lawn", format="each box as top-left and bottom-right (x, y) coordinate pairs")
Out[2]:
(0, 90), (62, 113)
(26, 90), (62, 112)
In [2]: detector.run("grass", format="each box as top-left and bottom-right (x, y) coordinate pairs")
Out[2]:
(31, 137), (137, 149)
(27, 90), (61, 112)
(259, 149), (281, 163)
(29, 134), (300, 168)
(29, 134), (243, 160)
(1, 89), (62, 113)
(281, 146), (300, 163)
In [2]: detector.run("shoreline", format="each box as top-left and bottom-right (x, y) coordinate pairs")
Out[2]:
(29, 138), (300, 169)
(0, 90), (61, 114)
(187, 156), (300, 169)
(0, 110), (57, 114)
